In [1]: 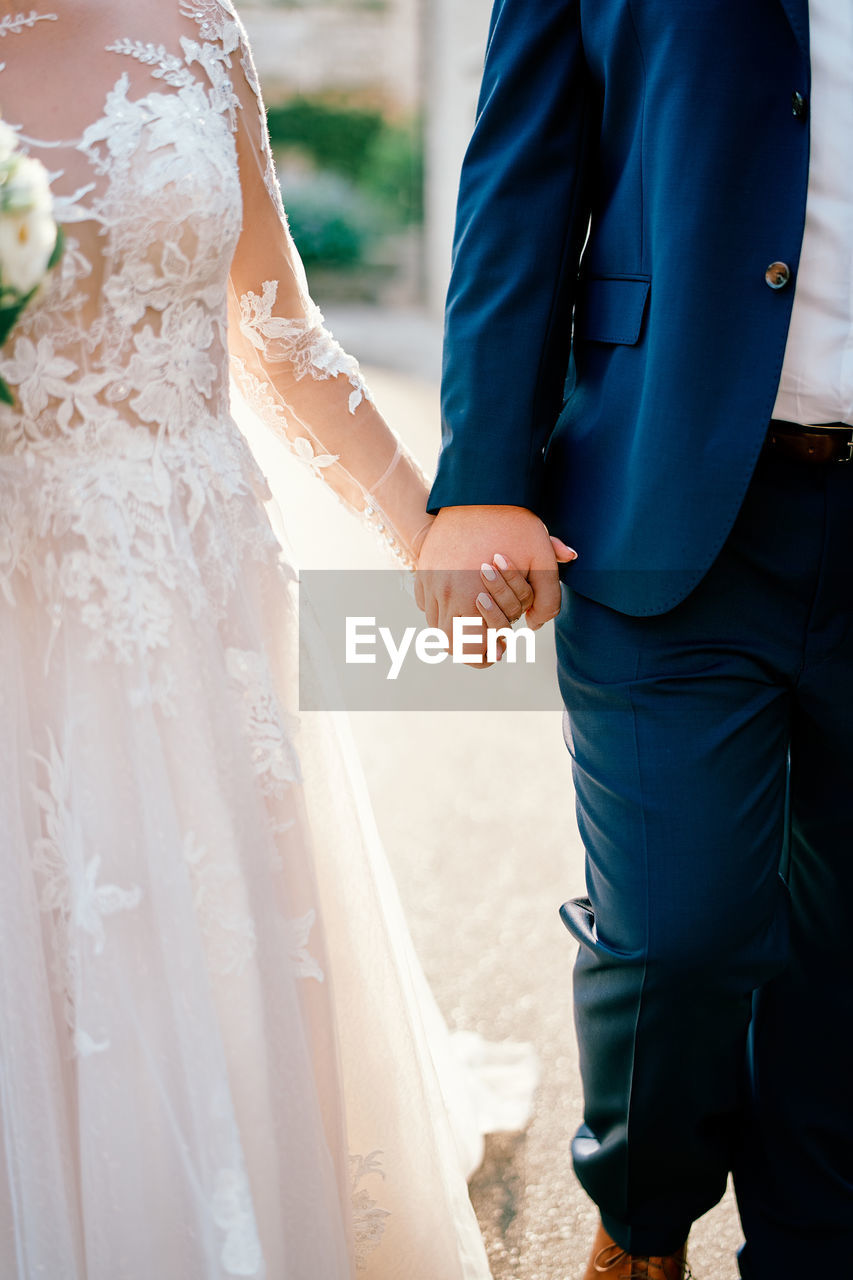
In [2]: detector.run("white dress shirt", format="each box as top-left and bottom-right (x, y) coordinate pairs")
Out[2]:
(772, 0), (853, 427)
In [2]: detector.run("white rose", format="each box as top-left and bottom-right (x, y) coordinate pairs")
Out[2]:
(0, 205), (58, 297)
(2, 154), (52, 216)
(0, 120), (18, 165)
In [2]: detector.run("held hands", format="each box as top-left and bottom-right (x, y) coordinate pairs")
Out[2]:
(414, 504), (576, 668)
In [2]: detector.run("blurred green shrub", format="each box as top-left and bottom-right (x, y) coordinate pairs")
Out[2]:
(360, 122), (424, 224)
(283, 172), (383, 268)
(267, 98), (382, 182)
(267, 96), (423, 226)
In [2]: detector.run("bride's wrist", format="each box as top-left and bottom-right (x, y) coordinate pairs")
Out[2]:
(411, 515), (435, 561)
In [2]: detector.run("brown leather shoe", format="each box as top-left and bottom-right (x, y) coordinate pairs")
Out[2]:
(582, 1222), (693, 1280)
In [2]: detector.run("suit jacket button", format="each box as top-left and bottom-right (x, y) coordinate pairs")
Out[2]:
(765, 261), (791, 289)
(791, 91), (808, 119)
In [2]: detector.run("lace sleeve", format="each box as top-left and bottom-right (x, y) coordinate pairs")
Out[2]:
(226, 24), (432, 570)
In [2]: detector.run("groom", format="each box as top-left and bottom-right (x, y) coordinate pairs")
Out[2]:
(417, 1), (853, 1277)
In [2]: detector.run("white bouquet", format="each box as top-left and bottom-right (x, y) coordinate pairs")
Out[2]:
(0, 118), (63, 406)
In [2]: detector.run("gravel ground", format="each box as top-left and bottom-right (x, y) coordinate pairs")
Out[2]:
(251, 312), (746, 1279)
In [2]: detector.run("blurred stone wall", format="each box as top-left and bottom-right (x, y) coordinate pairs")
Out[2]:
(237, 0), (494, 312)
(237, 0), (420, 110)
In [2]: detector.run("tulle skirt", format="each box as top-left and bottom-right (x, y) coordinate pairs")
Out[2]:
(0, 417), (494, 1279)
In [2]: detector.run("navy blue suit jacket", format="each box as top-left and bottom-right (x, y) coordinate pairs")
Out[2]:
(429, 0), (811, 616)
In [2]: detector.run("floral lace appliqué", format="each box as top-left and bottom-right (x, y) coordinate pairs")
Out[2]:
(30, 728), (143, 1057)
(282, 909), (324, 983)
(212, 1167), (264, 1277)
(0, 11), (57, 41)
(183, 831), (257, 977)
(226, 647), (300, 795)
(351, 1151), (391, 1271)
(181, 0), (241, 53)
(291, 434), (339, 476)
(238, 281), (372, 414)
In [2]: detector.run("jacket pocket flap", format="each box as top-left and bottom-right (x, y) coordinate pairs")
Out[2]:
(573, 275), (651, 345)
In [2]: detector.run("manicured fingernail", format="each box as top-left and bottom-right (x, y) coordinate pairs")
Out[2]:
(477, 592), (493, 610)
(494, 554), (508, 571)
(481, 562), (497, 581)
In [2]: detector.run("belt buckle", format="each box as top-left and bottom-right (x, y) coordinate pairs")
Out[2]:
(804, 424), (853, 463)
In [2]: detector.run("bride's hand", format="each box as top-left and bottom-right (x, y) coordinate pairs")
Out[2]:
(475, 553), (534, 640)
(415, 541), (575, 667)
(414, 507), (576, 667)
(474, 548), (578, 660)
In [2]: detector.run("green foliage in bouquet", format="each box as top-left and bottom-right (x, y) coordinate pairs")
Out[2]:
(0, 120), (64, 407)
(0, 227), (64, 406)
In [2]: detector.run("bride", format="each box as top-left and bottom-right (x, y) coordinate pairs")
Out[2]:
(0, 3), (525, 1276)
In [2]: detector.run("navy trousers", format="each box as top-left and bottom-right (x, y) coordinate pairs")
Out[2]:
(555, 448), (853, 1276)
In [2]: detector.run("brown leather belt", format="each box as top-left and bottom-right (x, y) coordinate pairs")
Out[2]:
(765, 419), (853, 464)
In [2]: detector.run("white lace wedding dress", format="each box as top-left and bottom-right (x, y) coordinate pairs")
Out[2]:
(0, 4), (501, 1276)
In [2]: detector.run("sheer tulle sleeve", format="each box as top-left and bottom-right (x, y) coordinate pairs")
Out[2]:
(226, 32), (432, 570)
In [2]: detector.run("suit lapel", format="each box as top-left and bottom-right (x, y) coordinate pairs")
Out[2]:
(777, 0), (809, 63)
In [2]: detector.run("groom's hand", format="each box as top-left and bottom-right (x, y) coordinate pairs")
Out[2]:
(415, 505), (576, 666)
